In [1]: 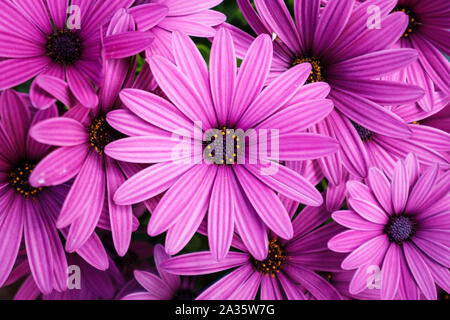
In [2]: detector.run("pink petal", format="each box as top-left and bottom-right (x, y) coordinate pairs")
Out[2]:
(208, 166), (235, 261)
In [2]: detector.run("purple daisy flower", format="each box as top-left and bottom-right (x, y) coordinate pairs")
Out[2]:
(390, 0), (450, 111)
(328, 153), (450, 300)
(26, 9), (150, 256)
(105, 29), (339, 260)
(8, 252), (124, 300)
(122, 244), (198, 300)
(0, 89), (109, 294)
(0, 89), (69, 294)
(160, 200), (346, 300)
(224, 0), (425, 186)
(0, 0), (147, 109)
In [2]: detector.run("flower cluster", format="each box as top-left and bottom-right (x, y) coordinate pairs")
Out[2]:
(0, 0), (448, 301)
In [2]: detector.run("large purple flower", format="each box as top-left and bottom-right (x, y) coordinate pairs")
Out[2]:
(225, 0), (425, 186)
(328, 154), (450, 300)
(391, 0), (450, 111)
(0, 0), (147, 109)
(161, 201), (345, 300)
(0, 90), (109, 294)
(105, 29), (339, 261)
(27, 9), (148, 257)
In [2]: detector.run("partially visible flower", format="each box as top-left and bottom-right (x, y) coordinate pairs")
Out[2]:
(161, 202), (345, 300)
(8, 253), (124, 300)
(122, 244), (198, 300)
(0, 0), (146, 109)
(0, 90), (108, 294)
(106, 29), (339, 261)
(347, 101), (450, 177)
(27, 10), (148, 257)
(390, 0), (450, 111)
(225, 0), (425, 186)
(328, 154), (450, 300)
(0, 90), (68, 294)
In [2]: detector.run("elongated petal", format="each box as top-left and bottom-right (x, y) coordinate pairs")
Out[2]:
(66, 66), (99, 109)
(208, 166), (235, 261)
(65, 156), (106, 252)
(367, 167), (393, 214)
(196, 265), (254, 300)
(129, 3), (168, 31)
(330, 87), (411, 138)
(148, 165), (214, 236)
(328, 229), (381, 253)
(56, 151), (103, 228)
(119, 88), (194, 135)
(105, 136), (191, 163)
(234, 165), (293, 239)
(148, 55), (212, 128)
(275, 133), (339, 161)
(237, 63), (311, 129)
(348, 198), (388, 225)
(254, 0), (301, 53)
(332, 78), (424, 105)
(391, 160), (409, 214)
(106, 157), (132, 256)
(210, 28), (236, 125)
(0, 198), (23, 287)
(229, 34), (272, 125)
(329, 49), (418, 79)
(103, 31), (154, 59)
(30, 144), (89, 187)
(245, 163), (322, 206)
(0, 90), (31, 155)
(30, 118), (88, 147)
(134, 270), (172, 299)
(403, 242), (437, 300)
(164, 166), (216, 254)
(313, 0), (354, 54)
(341, 234), (389, 270)
(230, 169), (268, 261)
(24, 201), (54, 294)
(172, 31), (216, 127)
(161, 251), (249, 275)
(114, 162), (194, 205)
(0, 57), (50, 91)
(380, 243), (402, 300)
(257, 99), (333, 133)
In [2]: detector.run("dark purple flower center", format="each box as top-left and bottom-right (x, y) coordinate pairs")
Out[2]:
(9, 161), (42, 198)
(292, 56), (325, 83)
(252, 238), (286, 277)
(394, 6), (420, 38)
(384, 215), (416, 244)
(352, 121), (375, 142)
(204, 127), (242, 165)
(89, 115), (124, 154)
(46, 29), (83, 65)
